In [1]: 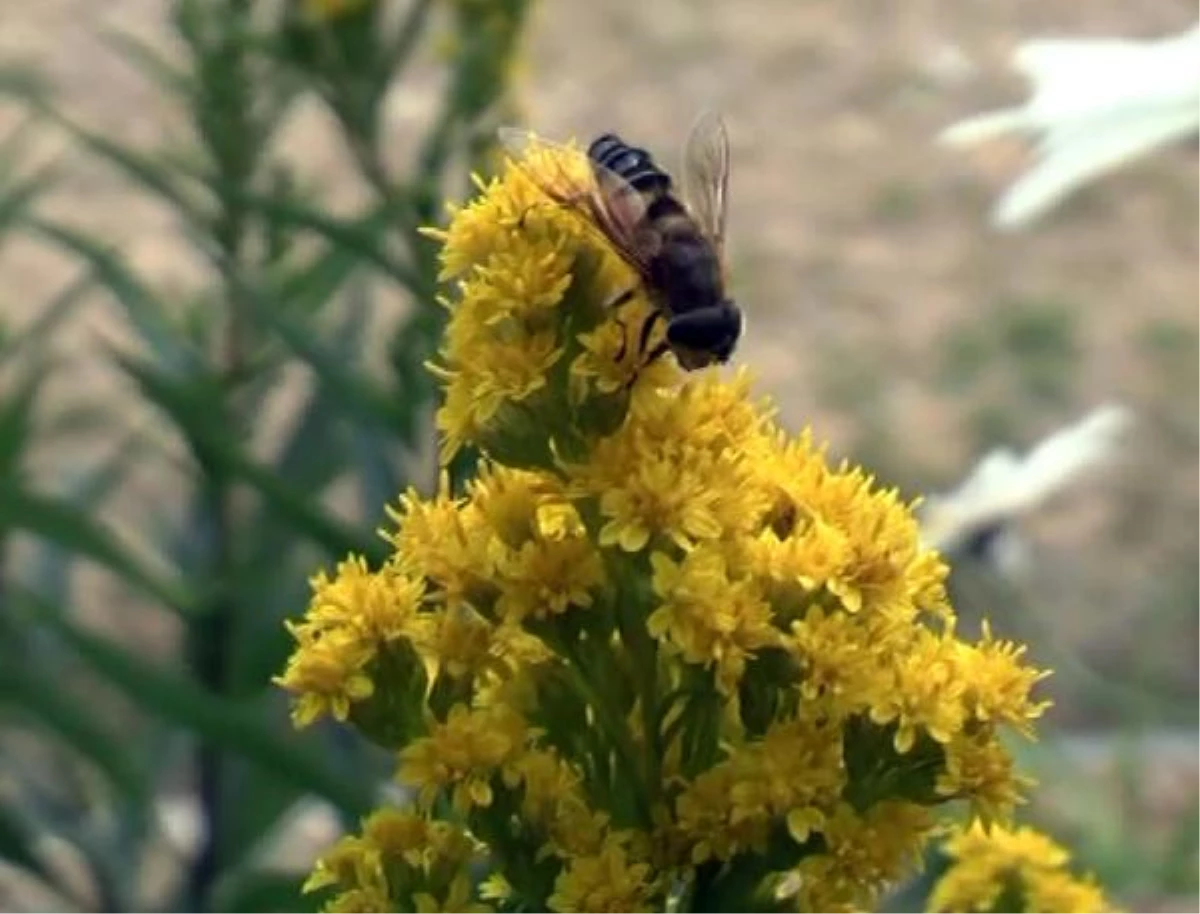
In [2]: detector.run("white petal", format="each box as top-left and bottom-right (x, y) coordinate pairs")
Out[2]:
(994, 102), (1198, 228)
(1020, 26), (1200, 118)
(1006, 405), (1133, 510)
(938, 109), (1031, 147)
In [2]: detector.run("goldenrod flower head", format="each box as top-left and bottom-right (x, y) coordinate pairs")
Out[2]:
(547, 832), (659, 913)
(273, 556), (426, 730)
(283, 137), (1057, 912)
(306, 808), (490, 913)
(929, 821), (1118, 912)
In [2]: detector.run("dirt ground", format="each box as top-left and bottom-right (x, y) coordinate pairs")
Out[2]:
(0, 0), (1196, 904)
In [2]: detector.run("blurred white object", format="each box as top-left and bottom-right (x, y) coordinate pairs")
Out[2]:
(156, 792), (341, 870)
(940, 23), (1200, 229)
(157, 793), (206, 857)
(920, 405), (1135, 570)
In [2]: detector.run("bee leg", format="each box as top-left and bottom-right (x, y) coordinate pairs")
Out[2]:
(634, 309), (663, 359)
(516, 190), (591, 228)
(617, 307), (661, 364)
(623, 339), (670, 391)
(604, 287), (636, 310)
(607, 288), (639, 362)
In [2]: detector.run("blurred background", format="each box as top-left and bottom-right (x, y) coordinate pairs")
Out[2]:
(0, 0), (1194, 911)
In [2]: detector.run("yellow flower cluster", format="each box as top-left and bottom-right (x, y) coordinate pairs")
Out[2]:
(304, 807), (489, 912)
(928, 821), (1117, 913)
(279, 142), (1053, 912)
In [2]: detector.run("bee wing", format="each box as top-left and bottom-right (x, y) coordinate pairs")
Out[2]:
(497, 126), (657, 273)
(680, 110), (731, 261)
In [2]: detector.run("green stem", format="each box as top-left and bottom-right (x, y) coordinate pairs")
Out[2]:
(556, 637), (655, 827)
(183, 1), (257, 906)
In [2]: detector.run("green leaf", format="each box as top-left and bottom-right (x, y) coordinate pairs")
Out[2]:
(253, 297), (410, 434)
(271, 230), (365, 317)
(108, 348), (226, 454)
(101, 28), (192, 99)
(0, 367), (44, 478)
(236, 190), (418, 288)
(0, 64), (55, 109)
(219, 762), (322, 873)
(0, 160), (56, 236)
(0, 800), (50, 884)
(0, 662), (147, 804)
(20, 590), (373, 818)
(29, 218), (200, 369)
(112, 348), (380, 562)
(273, 284), (374, 493)
(212, 868), (307, 913)
(0, 270), (95, 369)
(24, 423), (148, 610)
(1160, 799), (1199, 893)
(224, 441), (383, 562)
(46, 111), (206, 220)
(0, 487), (193, 613)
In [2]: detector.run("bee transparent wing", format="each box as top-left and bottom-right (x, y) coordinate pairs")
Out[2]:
(680, 110), (731, 260)
(496, 126), (592, 204)
(496, 125), (656, 272)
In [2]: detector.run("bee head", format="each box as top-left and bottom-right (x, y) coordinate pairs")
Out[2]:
(667, 301), (743, 369)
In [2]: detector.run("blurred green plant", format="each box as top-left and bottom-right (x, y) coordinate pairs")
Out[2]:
(0, 0), (533, 908)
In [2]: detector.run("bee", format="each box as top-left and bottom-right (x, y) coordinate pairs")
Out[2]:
(499, 111), (742, 374)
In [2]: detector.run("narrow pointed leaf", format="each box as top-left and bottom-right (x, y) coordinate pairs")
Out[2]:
(0, 487), (192, 614)
(213, 869), (306, 913)
(0, 663), (146, 803)
(255, 302), (408, 432)
(234, 192), (417, 288)
(0, 270), (95, 369)
(0, 801), (50, 883)
(29, 219), (198, 368)
(0, 367), (44, 476)
(47, 110), (206, 219)
(21, 592), (373, 817)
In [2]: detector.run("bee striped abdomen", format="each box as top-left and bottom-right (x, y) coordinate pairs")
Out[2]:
(588, 134), (672, 195)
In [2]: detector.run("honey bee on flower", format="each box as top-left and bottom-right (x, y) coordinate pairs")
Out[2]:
(500, 111), (743, 378)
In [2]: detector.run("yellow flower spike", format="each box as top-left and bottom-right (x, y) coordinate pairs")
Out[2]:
(280, 128), (1068, 913)
(569, 370), (773, 552)
(322, 887), (393, 913)
(928, 821), (1118, 913)
(359, 808), (432, 870)
(494, 533), (605, 623)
